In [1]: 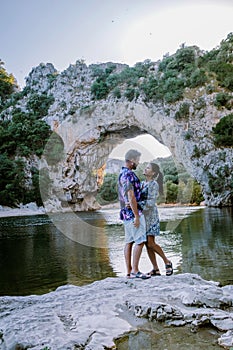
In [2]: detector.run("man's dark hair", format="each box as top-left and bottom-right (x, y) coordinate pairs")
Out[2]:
(125, 149), (141, 161)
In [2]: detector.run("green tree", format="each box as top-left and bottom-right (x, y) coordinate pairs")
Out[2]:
(175, 102), (190, 120)
(26, 93), (54, 117)
(189, 68), (207, 87)
(212, 114), (233, 147)
(165, 180), (178, 203)
(141, 77), (160, 102)
(214, 92), (232, 109)
(190, 180), (204, 205)
(0, 110), (51, 157)
(97, 173), (118, 203)
(175, 46), (197, 71)
(0, 155), (25, 206)
(0, 60), (17, 111)
(91, 78), (109, 99)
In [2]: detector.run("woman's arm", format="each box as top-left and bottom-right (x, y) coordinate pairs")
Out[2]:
(143, 181), (158, 209)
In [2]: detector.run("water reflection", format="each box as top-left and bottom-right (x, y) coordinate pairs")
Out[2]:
(0, 207), (232, 296)
(115, 325), (223, 350)
(48, 211), (113, 248)
(177, 207), (233, 285)
(0, 215), (115, 296)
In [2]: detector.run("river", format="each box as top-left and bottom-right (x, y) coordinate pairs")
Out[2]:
(0, 206), (232, 296)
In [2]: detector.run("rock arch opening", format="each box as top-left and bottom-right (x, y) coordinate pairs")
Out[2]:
(41, 124), (195, 212)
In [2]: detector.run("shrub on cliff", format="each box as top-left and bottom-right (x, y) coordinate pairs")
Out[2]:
(0, 109), (51, 157)
(212, 113), (233, 147)
(97, 173), (118, 203)
(0, 60), (17, 111)
(26, 93), (55, 117)
(0, 155), (25, 206)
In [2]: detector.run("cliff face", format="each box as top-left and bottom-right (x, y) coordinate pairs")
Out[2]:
(8, 61), (233, 210)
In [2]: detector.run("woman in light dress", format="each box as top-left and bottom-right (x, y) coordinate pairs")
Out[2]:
(139, 162), (173, 276)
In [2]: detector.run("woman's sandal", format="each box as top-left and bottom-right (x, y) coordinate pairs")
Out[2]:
(165, 261), (173, 276)
(149, 269), (161, 276)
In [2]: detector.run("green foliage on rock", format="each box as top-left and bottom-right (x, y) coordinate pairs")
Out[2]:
(91, 64), (117, 100)
(0, 64), (54, 206)
(90, 32), (233, 107)
(0, 109), (51, 157)
(212, 113), (233, 147)
(214, 92), (232, 109)
(0, 60), (17, 111)
(0, 155), (25, 206)
(26, 93), (54, 117)
(0, 106), (52, 205)
(164, 180), (178, 203)
(175, 102), (190, 120)
(91, 79), (109, 100)
(97, 173), (118, 203)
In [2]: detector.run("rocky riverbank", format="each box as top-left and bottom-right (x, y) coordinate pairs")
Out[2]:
(0, 274), (232, 349)
(0, 203), (46, 218)
(0, 201), (205, 219)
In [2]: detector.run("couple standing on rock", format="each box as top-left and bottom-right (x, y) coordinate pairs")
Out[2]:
(118, 149), (173, 279)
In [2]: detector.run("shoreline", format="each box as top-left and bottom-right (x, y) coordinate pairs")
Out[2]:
(0, 207), (46, 218)
(0, 202), (206, 219)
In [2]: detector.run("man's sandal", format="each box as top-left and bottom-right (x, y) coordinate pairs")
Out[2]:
(130, 271), (151, 279)
(165, 261), (173, 276)
(149, 269), (161, 276)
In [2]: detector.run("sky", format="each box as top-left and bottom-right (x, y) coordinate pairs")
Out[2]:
(1, 0), (233, 159)
(1, 0), (233, 88)
(109, 134), (171, 161)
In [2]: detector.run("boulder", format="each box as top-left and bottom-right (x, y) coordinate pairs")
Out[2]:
(0, 274), (232, 349)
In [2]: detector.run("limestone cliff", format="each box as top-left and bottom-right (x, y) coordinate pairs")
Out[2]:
(2, 42), (233, 211)
(26, 59), (233, 211)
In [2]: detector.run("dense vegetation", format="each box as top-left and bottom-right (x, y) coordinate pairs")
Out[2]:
(0, 61), (53, 206)
(97, 157), (204, 206)
(91, 33), (233, 104)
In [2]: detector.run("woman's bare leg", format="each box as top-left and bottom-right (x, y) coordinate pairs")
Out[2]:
(147, 235), (170, 265)
(146, 245), (159, 271)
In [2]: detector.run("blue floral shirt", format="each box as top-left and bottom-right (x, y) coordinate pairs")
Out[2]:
(118, 167), (142, 221)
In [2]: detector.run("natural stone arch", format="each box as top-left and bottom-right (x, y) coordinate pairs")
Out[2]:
(40, 100), (233, 212)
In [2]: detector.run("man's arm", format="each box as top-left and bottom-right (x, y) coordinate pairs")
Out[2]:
(128, 189), (140, 228)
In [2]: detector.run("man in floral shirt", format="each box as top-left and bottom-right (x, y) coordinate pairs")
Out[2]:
(118, 149), (150, 279)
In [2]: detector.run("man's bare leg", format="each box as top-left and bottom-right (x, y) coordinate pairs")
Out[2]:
(124, 242), (133, 275)
(131, 242), (144, 273)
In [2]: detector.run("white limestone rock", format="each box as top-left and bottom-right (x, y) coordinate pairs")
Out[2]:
(0, 274), (232, 349)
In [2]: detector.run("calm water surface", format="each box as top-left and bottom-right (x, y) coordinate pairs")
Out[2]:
(0, 206), (232, 296)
